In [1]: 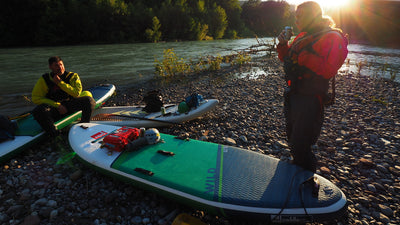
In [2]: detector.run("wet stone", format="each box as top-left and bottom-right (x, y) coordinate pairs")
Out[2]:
(224, 137), (236, 145)
(378, 204), (394, 217)
(1, 57), (399, 225)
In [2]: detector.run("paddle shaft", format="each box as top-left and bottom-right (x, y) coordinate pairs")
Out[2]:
(101, 113), (178, 125)
(9, 112), (31, 120)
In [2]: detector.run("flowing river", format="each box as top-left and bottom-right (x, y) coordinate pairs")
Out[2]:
(0, 38), (399, 116)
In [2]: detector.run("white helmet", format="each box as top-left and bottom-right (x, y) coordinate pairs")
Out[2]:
(145, 128), (160, 144)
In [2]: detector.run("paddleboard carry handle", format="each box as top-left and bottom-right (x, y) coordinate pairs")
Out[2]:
(134, 168), (154, 176)
(157, 150), (175, 156)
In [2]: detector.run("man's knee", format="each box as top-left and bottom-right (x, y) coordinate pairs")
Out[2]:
(79, 96), (95, 109)
(32, 104), (49, 118)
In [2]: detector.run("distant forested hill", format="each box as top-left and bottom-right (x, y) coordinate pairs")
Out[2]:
(0, 0), (398, 47)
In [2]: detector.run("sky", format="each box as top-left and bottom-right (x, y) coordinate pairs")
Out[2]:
(285, 0), (353, 9)
(286, 0), (400, 10)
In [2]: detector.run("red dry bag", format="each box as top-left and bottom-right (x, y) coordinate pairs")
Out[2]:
(103, 126), (140, 152)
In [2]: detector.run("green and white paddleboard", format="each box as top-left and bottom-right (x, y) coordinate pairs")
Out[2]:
(68, 123), (347, 223)
(0, 84), (115, 163)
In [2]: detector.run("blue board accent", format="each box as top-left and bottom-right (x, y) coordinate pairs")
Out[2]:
(213, 144), (223, 202)
(89, 84), (115, 102)
(219, 146), (343, 209)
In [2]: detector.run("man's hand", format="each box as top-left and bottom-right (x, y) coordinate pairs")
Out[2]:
(58, 104), (67, 115)
(53, 74), (61, 84)
(278, 30), (288, 45)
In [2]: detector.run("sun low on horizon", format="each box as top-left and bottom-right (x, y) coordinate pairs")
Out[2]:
(287, 0), (352, 9)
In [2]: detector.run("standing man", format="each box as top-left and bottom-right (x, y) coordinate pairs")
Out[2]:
(32, 56), (95, 137)
(277, 1), (348, 172)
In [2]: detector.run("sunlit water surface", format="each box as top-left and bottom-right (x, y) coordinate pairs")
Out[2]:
(1, 39), (398, 116)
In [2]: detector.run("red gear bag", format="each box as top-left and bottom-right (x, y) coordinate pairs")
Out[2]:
(103, 126), (140, 152)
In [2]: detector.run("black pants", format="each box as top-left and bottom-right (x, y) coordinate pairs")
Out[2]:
(33, 96), (95, 136)
(284, 93), (324, 173)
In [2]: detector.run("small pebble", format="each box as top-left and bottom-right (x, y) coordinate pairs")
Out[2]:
(1, 57), (399, 225)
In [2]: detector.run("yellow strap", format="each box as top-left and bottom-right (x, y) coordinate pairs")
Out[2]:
(9, 112), (31, 120)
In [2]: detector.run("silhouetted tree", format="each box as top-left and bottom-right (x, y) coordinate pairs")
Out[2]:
(0, 0), (399, 47)
(146, 16), (162, 42)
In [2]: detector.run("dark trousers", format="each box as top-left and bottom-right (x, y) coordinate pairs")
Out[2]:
(284, 93), (324, 173)
(33, 96), (95, 136)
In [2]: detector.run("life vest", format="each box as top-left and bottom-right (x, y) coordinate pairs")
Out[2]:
(0, 115), (17, 143)
(283, 28), (347, 100)
(42, 71), (74, 102)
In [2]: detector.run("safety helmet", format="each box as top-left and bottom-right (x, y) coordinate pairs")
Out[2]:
(145, 128), (160, 144)
(178, 101), (189, 113)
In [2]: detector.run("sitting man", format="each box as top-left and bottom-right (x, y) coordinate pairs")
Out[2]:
(32, 56), (95, 137)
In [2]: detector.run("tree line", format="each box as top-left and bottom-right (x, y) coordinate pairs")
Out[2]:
(0, 0), (399, 47)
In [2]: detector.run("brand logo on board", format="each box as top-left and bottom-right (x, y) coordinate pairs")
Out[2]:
(204, 168), (218, 194)
(91, 131), (107, 139)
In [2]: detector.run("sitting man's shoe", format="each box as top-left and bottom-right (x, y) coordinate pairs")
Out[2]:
(48, 129), (61, 138)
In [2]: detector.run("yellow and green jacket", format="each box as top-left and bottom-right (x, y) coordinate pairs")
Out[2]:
(32, 71), (82, 108)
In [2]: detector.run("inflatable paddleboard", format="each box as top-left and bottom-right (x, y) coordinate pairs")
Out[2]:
(69, 123), (347, 223)
(0, 84), (115, 163)
(91, 99), (218, 127)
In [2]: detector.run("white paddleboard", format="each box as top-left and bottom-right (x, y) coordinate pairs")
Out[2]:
(91, 99), (218, 127)
(0, 84), (116, 163)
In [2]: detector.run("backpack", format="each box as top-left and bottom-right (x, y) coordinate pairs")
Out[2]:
(0, 115), (18, 143)
(185, 93), (204, 109)
(143, 90), (164, 113)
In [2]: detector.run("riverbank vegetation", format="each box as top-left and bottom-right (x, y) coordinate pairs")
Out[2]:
(154, 48), (251, 77)
(1, 0), (399, 47)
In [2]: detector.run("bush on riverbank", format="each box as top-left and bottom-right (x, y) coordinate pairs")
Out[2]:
(154, 48), (251, 77)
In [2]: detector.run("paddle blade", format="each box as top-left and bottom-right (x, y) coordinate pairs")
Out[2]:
(56, 152), (77, 165)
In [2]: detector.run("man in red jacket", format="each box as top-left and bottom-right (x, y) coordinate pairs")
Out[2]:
(277, 1), (348, 172)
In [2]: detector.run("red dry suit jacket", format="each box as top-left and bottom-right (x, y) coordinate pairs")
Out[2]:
(277, 29), (348, 80)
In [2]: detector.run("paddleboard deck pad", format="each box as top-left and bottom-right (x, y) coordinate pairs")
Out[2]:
(90, 99), (218, 127)
(69, 123), (347, 223)
(0, 84), (116, 163)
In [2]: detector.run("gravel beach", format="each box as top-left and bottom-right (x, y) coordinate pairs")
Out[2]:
(1, 56), (399, 225)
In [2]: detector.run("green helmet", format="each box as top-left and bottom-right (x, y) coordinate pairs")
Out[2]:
(178, 101), (189, 113)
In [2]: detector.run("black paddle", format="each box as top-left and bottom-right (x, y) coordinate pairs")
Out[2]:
(95, 113), (178, 125)
(9, 112), (31, 120)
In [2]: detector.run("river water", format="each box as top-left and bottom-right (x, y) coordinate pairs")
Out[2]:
(1, 38), (399, 116)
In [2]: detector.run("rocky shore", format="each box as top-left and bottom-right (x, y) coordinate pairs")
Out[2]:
(1, 56), (399, 225)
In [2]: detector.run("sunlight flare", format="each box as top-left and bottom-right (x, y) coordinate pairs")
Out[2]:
(319, 0), (351, 8)
(289, 0), (352, 9)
